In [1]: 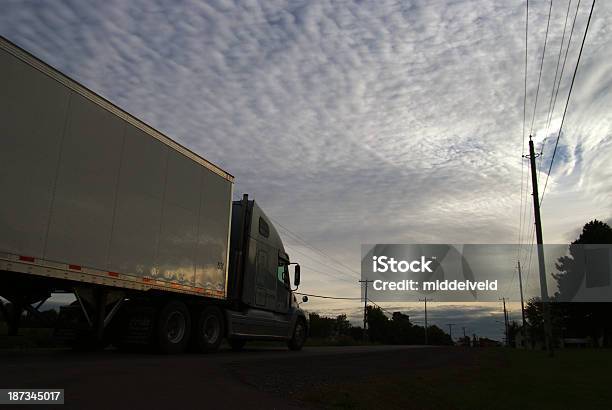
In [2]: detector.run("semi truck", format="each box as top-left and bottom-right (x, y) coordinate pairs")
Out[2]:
(0, 36), (308, 353)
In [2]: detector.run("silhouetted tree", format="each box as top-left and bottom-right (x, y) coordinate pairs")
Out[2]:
(553, 220), (612, 301)
(308, 313), (336, 338)
(507, 321), (520, 347)
(525, 297), (544, 347)
(349, 326), (364, 341)
(387, 312), (412, 344)
(335, 314), (351, 336)
(427, 324), (453, 345)
(551, 219), (612, 346)
(366, 306), (389, 343)
(308, 307), (454, 345)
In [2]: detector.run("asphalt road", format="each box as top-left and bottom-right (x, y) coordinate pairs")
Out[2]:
(0, 345), (472, 409)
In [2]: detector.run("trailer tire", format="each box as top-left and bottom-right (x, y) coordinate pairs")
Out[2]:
(194, 307), (224, 353)
(288, 318), (306, 351)
(156, 301), (191, 354)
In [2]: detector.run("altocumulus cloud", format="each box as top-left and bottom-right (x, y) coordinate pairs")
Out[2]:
(2, 0), (612, 338)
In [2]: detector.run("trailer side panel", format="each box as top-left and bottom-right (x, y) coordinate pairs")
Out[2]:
(0, 37), (231, 298)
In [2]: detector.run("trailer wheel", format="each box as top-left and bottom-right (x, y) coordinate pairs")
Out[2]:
(156, 301), (191, 354)
(288, 318), (306, 351)
(194, 307), (224, 353)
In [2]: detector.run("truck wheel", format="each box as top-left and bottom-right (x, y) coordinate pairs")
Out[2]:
(156, 301), (191, 354)
(229, 338), (246, 351)
(194, 307), (224, 353)
(288, 319), (306, 351)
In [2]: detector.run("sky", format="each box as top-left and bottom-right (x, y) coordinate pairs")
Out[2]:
(2, 0), (611, 340)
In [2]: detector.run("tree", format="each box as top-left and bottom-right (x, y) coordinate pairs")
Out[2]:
(553, 220), (612, 301)
(525, 297), (544, 347)
(427, 324), (453, 345)
(507, 321), (521, 347)
(551, 219), (612, 346)
(308, 306), (453, 346)
(335, 314), (351, 336)
(366, 306), (389, 343)
(308, 313), (335, 339)
(387, 312), (414, 345)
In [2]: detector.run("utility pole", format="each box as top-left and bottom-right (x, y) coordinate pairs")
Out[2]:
(517, 260), (527, 347)
(419, 297), (431, 345)
(462, 326), (467, 339)
(359, 279), (373, 341)
(500, 297), (509, 346)
(447, 323), (455, 342)
(524, 136), (554, 355)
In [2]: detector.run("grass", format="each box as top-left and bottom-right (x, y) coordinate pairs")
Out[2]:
(299, 348), (612, 410)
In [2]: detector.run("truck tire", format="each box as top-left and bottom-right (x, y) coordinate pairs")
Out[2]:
(288, 318), (306, 351)
(156, 301), (191, 354)
(194, 306), (224, 353)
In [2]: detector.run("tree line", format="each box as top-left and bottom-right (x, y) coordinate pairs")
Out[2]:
(308, 308), (453, 345)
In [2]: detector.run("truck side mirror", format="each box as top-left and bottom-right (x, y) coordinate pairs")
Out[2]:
(294, 264), (301, 287)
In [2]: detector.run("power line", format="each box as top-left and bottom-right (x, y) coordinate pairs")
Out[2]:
(281, 236), (360, 282)
(501, 264), (519, 297)
(296, 263), (356, 284)
(232, 182), (360, 281)
(519, 171), (533, 263)
(542, 0), (575, 141)
(283, 244), (358, 283)
(523, 0), (529, 147)
(518, 0), (530, 260)
(540, 0), (594, 205)
(298, 294), (426, 326)
(367, 299), (396, 317)
(529, 0), (554, 136)
(270, 216), (361, 277)
(538, 0), (580, 192)
(524, 225), (536, 291)
(519, 0), (595, 294)
(283, 240), (359, 280)
(295, 292), (361, 301)
(538, 0), (581, 191)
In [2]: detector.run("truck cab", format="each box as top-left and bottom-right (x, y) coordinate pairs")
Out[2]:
(226, 195), (308, 350)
